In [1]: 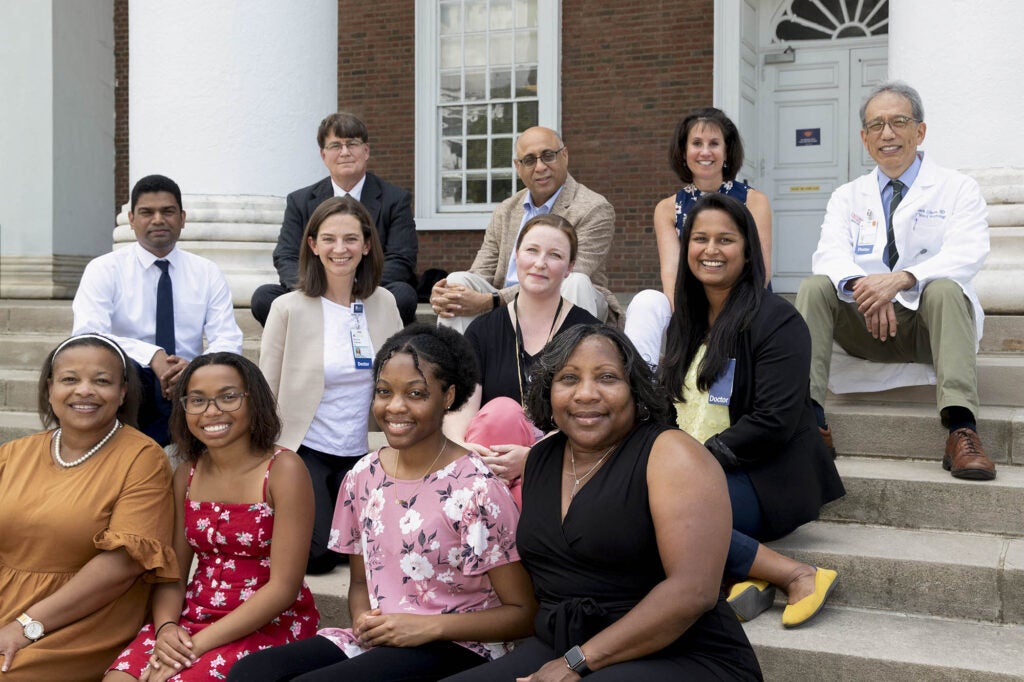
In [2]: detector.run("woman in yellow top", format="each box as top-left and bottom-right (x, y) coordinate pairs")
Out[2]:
(0, 334), (175, 680)
(661, 193), (844, 628)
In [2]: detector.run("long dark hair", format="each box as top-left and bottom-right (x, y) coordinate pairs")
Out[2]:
(660, 193), (766, 401)
(667, 107), (744, 184)
(525, 324), (674, 432)
(170, 353), (281, 463)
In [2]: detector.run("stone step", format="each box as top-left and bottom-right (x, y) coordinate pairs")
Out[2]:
(766, 521), (1023, 624)
(824, 457), (1024, 535)
(304, 565), (353, 629)
(826, 402), (1023, 463)
(744, 606), (1024, 681)
(828, 354), (1024, 408)
(0, 410), (43, 444)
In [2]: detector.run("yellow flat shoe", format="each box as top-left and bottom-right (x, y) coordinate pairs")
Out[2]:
(727, 579), (776, 622)
(782, 567), (838, 628)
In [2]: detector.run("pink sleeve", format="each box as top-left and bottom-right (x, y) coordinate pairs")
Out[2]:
(328, 467), (362, 554)
(459, 468), (521, 577)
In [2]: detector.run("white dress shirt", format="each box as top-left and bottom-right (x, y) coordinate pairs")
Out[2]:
(73, 243), (243, 366)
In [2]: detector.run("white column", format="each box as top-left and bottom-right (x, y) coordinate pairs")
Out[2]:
(0, 0), (113, 298)
(120, 0), (338, 305)
(889, 0), (1024, 314)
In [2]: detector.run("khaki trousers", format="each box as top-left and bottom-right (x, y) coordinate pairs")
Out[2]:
(794, 275), (979, 420)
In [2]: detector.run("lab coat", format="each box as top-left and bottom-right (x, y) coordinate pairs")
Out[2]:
(810, 154), (989, 393)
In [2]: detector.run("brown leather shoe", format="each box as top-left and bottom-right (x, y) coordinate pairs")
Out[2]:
(943, 428), (996, 480)
(819, 426), (837, 459)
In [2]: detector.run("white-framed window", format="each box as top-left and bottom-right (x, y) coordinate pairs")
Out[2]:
(415, 0), (560, 230)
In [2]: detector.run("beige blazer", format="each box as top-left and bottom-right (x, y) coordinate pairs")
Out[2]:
(468, 173), (622, 326)
(259, 288), (403, 451)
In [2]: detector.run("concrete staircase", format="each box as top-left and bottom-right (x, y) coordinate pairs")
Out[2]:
(2, 299), (1023, 679)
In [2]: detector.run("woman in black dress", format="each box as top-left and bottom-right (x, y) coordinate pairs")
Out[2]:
(442, 324), (762, 681)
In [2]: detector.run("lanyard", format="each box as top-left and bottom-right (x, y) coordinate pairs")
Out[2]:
(512, 295), (565, 402)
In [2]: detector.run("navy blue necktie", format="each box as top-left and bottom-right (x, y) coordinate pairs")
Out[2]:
(154, 260), (176, 356)
(885, 179), (904, 270)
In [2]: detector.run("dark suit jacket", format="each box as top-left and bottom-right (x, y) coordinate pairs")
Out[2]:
(705, 294), (845, 540)
(272, 173), (418, 288)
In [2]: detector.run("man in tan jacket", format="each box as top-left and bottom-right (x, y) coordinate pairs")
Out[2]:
(430, 127), (620, 332)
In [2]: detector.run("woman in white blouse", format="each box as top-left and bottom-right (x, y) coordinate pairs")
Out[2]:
(260, 196), (403, 574)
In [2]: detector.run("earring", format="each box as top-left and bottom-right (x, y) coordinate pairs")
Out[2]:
(722, 163), (728, 170)
(637, 403), (651, 421)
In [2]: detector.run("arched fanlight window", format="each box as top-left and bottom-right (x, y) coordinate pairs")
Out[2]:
(774, 0), (889, 40)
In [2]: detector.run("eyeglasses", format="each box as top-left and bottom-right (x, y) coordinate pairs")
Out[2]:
(324, 140), (365, 153)
(180, 392), (248, 414)
(515, 147), (565, 168)
(863, 116), (918, 134)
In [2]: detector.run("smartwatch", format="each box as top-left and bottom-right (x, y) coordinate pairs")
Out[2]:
(492, 292), (501, 309)
(16, 613), (44, 641)
(563, 645), (591, 675)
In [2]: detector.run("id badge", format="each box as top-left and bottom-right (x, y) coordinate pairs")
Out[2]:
(708, 358), (736, 406)
(350, 328), (374, 369)
(855, 220), (877, 255)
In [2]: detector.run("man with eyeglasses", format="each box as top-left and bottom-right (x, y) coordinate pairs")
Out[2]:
(73, 174), (244, 445)
(796, 81), (994, 479)
(431, 126), (620, 332)
(251, 112), (419, 325)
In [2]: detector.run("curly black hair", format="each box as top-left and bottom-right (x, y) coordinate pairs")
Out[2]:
(524, 323), (674, 432)
(373, 323), (480, 411)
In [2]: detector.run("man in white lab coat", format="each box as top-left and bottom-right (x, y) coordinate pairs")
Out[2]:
(795, 81), (994, 480)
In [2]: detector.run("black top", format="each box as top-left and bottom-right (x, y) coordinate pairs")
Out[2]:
(518, 423), (762, 678)
(272, 173), (418, 288)
(464, 304), (599, 405)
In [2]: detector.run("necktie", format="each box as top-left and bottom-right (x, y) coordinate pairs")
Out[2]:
(885, 179), (904, 270)
(154, 260), (176, 356)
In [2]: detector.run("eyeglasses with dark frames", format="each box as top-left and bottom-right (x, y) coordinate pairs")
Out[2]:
(180, 392), (249, 414)
(515, 147), (565, 168)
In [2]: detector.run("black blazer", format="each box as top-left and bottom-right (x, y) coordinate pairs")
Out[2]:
(705, 294), (845, 540)
(271, 173), (418, 289)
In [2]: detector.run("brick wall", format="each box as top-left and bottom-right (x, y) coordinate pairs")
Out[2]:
(114, 0), (128, 215)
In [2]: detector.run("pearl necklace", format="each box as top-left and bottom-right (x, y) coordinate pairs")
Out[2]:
(54, 419), (121, 468)
(394, 438), (448, 507)
(567, 442), (617, 499)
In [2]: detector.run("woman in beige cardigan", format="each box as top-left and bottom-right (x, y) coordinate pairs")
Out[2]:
(260, 196), (402, 574)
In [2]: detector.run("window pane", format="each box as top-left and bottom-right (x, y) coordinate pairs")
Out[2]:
(516, 100), (538, 131)
(515, 0), (537, 28)
(465, 0), (487, 31)
(441, 139), (463, 170)
(441, 176), (463, 205)
(440, 71), (461, 103)
(515, 67), (537, 97)
(465, 69), (486, 101)
(490, 68), (511, 99)
(467, 175), (489, 204)
(492, 137), (513, 166)
(440, 1), (462, 35)
(489, 31), (513, 66)
(441, 106), (464, 136)
(515, 30), (537, 63)
(464, 34), (487, 67)
(466, 104), (488, 135)
(490, 0), (514, 29)
(491, 102), (513, 133)
(491, 174), (514, 203)
(440, 36), (462, 69)
(467, 139), (488, 169)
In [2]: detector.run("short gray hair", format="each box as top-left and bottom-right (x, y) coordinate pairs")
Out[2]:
(859, 81), (925, 126)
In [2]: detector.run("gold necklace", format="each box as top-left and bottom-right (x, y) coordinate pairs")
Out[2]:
(567, 442), (616, 499)
(393, 438), (448, 507)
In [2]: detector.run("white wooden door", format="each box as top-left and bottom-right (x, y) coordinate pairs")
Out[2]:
(762, 44), (887, 291)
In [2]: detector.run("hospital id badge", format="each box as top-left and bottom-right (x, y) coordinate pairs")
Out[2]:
(350, 328), (374, 369)
(855, 220), (877, 255)
(708, 359), (736, 406)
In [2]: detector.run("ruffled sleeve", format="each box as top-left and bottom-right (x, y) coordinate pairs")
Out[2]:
(93, 429), (179, 582)
(459, 456), (521, 577)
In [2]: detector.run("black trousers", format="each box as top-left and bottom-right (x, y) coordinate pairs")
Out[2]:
(251, 281), (418, 326)
(134, 361), (172, 446)
(297, 445), (359, 574)
(226, 635), (487, 682)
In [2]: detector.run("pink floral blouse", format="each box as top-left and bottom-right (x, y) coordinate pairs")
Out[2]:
(318, 449), (521, 660)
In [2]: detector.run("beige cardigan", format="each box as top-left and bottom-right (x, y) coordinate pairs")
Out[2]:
(259, 288), (403, 452)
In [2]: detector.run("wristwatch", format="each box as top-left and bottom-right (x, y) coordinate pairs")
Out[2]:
(492, 292), (501, 309)
(563, 645), (591, 675)
(16, 613), (44, 641)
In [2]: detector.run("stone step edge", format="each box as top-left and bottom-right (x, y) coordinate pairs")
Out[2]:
(744, 605), (1024, 680)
